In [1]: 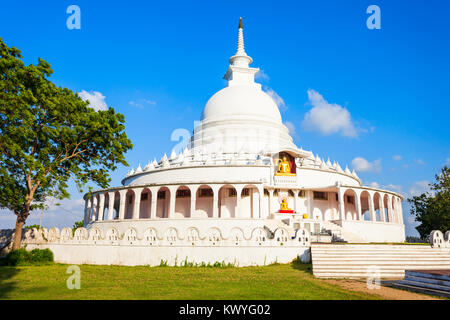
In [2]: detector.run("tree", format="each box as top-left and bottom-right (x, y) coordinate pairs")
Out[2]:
(408, 166), (450, 239)
(0, 38), (133, 250)
(72, 220), (84, 235)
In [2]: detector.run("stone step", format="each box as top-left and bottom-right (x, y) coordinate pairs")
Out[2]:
(399, 276), (450, 291)
(313, 272), (404, 279)
(387, 282), (450, 299)
(313, 265), (450, 270)
(406, 270), (450, 282)
(313, 254), (450, 258)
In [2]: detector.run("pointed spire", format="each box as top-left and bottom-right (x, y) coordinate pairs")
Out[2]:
(236, 17), (246, 56)
(135, 164), (143, 173)
(144, 161), (154, 171)
(169, 149), (177, 160)
(229, 17), (253, 68)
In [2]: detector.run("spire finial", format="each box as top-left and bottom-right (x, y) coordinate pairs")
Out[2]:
(235, 18), (246, 57)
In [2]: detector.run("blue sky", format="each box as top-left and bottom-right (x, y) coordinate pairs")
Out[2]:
(0, 0), (449, 237)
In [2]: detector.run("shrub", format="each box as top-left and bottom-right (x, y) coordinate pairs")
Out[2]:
(0, 248), (54, 266)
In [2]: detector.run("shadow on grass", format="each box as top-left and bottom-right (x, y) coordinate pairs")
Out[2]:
(291, 258), (313, 274)
(0, 267), (20, 299)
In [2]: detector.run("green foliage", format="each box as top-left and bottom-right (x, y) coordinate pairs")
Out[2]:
(0, 38), (132, 241)
(72, 220), (84, 235)
(408, 166), (450, 239)
(24, 224), (41, 230)
(0, 248), (54, 266)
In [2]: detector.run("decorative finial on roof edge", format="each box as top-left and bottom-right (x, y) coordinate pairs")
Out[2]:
(239, 17), (243, 29)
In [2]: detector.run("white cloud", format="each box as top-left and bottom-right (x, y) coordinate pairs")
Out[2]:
(409, 180), (429, 197)
(264, 87), (286, 111)
(0, 198), (85, 230)
(255, 69), (269, 82)
(79, 90), (108, 111)
(302, 89), (358, 138)
(129, 99), (157, 109)
(351, 157), (382, 172)
(415, 158), (425, 165)
(393, 155), (402, 161)
(368, 181), (380, 188)
(284, 121), (297, 137)
(384, 184), (403, 193)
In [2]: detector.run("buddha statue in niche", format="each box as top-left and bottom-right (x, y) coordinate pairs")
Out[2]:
(275, 154), (296, 176)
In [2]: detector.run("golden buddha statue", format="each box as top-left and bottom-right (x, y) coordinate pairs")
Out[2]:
(275, 155), (296, 176)
(281, 199), (290, 211)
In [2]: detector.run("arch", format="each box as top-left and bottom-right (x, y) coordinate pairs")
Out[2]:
(195, 185), (214, 218)
(122, 227), (138, 245)
(173, 185), (191, 219)
(373, 192), (382, 221)
(185, 227), (201, 246)
(250, 227), (268, 246)
(343, 189), (357, 221)
(360, 190), (371, 221)
(137, 187), (152, 219)
(123, 189), (135, 219)
(105, 227), (119, 244)
(163, 227), (179, 246)
(218, 185), (237, 218)
(156, 187), (170, 218)
(142, 227), (159, 246)
(240, 184), (260, 219)
(113, 191), (120, 219)
(312, 207), (323, 221)
(102, 193), (109, 220)
(229, 227), (245, 246)
(206, 227), (222, 246)
(383, 194), (390, 222)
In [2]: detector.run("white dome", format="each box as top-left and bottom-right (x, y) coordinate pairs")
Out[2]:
(201, 85), (282, 123)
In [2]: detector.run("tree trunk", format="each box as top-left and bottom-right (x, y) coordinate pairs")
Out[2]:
(12, 216), (25, 250)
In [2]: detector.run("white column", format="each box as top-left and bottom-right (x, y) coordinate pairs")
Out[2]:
(355, 191), (362, 221)
(294, 190), (299, 213)
(380, 195), (386, 222)
(307, 190), (314, 219)
(235, 185), (243, 218)
(212, 185), (219, 218)
(97, 193), (105, 221)
(132, 188), (143, 219)
(338, 188), (345, 221)
(107, 192), (115, 220)
(189, 185), (199, 218)
(258, 186), (264, 219)
(91, 196), (98, 221)
(150, 188), (158, 219)
(168, 186), (177, 218)
(369, 193), (376, 221)
(390, 197), (396, 223)
(118, 189), (127, 220)
(268, 189), (274, 217)
(398, 198), (404, 224)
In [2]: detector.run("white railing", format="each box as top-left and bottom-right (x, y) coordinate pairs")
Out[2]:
(273, 175), (298, 187)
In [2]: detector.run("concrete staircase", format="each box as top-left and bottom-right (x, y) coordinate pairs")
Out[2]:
(311, 244), (450, 279)
(321, 221), (365, 243)
(387, 270), (450, 298)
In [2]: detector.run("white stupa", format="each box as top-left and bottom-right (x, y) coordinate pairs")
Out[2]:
(83, 18), (405, 248)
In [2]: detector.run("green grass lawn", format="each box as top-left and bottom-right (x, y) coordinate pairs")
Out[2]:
(0, 261), (382, 300)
